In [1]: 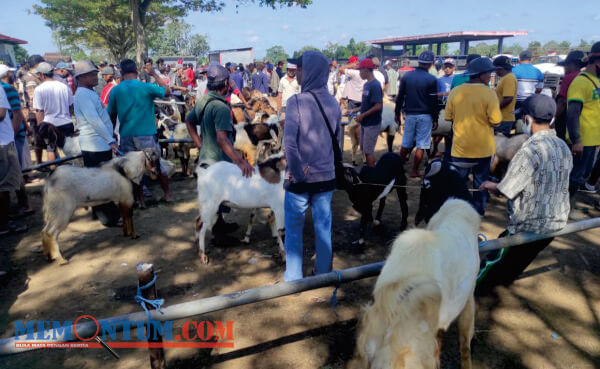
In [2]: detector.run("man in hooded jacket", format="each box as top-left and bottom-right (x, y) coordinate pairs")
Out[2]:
(283, 51), (342, 282)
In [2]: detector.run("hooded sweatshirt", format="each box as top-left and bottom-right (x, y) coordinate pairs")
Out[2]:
(284, 51), (342, 194)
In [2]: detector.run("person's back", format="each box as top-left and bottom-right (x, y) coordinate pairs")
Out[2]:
(446, 83), (501, 158)
(397, 68), (437, 114)
(188, 92), (233, 165)
(33, 80), (73, 127)
(513, 62), (544, 102)
(107, 78), (164, 137)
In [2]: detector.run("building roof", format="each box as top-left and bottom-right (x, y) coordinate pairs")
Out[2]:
(365, 31), (528, 46)
(209, 47), (253, 54)
(0, 33), (28, 45)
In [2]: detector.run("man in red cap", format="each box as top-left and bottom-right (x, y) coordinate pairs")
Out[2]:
(347, 58), (382, 166)
(338, 56), (365, 111)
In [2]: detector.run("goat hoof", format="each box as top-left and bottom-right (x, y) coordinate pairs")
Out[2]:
(241, 237), (250, 244)
(200, 253), (210, 265)
(57, 258), (69, 265)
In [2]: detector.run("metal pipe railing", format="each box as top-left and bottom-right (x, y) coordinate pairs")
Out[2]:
(21, 154), (83, 173)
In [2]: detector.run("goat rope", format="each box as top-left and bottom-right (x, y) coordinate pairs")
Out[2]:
(134, 274), (164, 321)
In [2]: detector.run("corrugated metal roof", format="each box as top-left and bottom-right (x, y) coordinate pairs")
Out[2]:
(0, 33), (28, 45)
(365, 31), (528, 45)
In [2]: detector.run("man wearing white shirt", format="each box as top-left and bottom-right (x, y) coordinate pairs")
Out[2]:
(32, 62), (74, 165)
(276, 63), (301, 114)
(338, 56), (365, 110)
(0, 87), (28, 235)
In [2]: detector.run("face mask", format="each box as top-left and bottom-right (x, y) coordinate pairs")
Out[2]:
(523, 116), (533, 137)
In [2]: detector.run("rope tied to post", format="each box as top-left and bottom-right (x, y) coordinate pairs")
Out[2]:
(134, 274), (164, 321)
(329, 270), (343, 310)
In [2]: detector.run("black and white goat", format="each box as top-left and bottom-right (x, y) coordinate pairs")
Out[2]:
(41, 149), (160, 264)
(342, 152), (408, 246)
(194, 154), (286, 264)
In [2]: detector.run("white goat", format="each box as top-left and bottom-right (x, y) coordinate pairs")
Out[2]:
(194, 155), (286, 264)
(349, 199), (481, 369)
(41, 149), (159, 265)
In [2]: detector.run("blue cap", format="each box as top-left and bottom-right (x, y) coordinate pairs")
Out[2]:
(418, 51), (435, 64)
(56, 61), (72, 70)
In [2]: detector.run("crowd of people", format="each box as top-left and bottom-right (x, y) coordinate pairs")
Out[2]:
(0, 40), (599, 292)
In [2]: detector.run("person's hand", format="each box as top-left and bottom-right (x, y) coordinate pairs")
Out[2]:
(394, 114), (401, 124)
(356, 114), (363, 124)
(432, 120), (438, 131)
(479, 181), (499, 195)
(144, 62), (155, 76)
(110, 143), (119, 153)
(244, 103), (251, 110)
(237, 159), (254, 178)
(572, 142), (584, 157)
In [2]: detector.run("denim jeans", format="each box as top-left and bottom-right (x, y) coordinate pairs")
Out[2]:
(494, 121), (515, 136)
(569, 146), (597, 192)
(283, 190), (334, 282)
(450, 156), (491, 216)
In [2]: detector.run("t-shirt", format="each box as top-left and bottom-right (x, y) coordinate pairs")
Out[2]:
(373, 70), (385, 90)
(1, 82), (24, 137)
(385, 68), (398, 96)
(445, 83), (502, 158)
(0, 88), (14, 145)
(33, 80), (73, 127)
(185, 69), (196, 87)
(450, 73), (469, 89)
(278, 77), (301, 108)
(437, 74), (454, 94)
(231, 71), (244, 93)
(342, 69), (365, 102)
(106, 79), (165, 137)
(360, 79), (383, 127)
(74, 87), (115, 152)
(558, 71), (579, 99)
(100, 82), (116, 106)
(512, 63), (544, 102)
(567, 72), (600, 147)
(251, 72), (269, 94)
(185, 91), (233, 164)
(495, 72), (518, 122)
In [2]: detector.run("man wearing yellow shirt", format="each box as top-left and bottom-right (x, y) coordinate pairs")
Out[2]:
(567, 42), (600, 216)
(445, 57), (502, 215)
(493, 56), (518, 136)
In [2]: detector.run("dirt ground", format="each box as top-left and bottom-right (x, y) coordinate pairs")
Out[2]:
(1, 129), (599, 369)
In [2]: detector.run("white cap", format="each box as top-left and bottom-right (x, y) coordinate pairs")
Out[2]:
(0, 64), (16, 78)
(287, 63), (297, 69)
(384, 60), (392, 66)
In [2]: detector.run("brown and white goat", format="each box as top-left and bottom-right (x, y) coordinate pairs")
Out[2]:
(234, 122), (282, 166)
(41, 149), (159, 264)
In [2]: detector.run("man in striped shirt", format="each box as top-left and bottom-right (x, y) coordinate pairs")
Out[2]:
(512, 50), (544, 118)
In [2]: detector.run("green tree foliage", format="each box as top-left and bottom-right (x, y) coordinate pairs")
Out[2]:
(13, 45), (29, 65)
(265, 45), (289, 64)
(292, 46), (320, 58)
(347, 38), (369, 56)
(148, 20), (209, 58)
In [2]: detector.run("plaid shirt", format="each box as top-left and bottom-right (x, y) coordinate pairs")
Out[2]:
(497, 129), (572, 234)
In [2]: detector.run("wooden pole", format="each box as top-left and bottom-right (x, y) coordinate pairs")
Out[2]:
(136, 263), (165, 369)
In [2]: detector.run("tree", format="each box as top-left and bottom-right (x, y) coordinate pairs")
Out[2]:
(292, 46), (320, 58)
(13, 45), (29, 65)
(347, 38), (369, 56)
(265, 46), (289, 64)
(129, 0), (312, 64)
(188, 34), (210, 58)
(148, 20), (209, 58)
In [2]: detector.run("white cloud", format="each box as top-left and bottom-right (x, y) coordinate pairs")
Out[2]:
(281, 24), (290, 30)
(249, 35), (260, 42)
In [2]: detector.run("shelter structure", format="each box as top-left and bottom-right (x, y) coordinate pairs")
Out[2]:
(0, 33), (27, 66)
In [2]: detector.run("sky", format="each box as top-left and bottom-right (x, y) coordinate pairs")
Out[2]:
(3, 0), (599, 58)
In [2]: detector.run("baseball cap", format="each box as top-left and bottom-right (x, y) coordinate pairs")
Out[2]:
(521, 94), (556, 122)
(464, 57), (495, 76)
(558, 50), (586, 67)
(28, 55), (44, 67)
(0, 64), (16, 78)
(101, 66), (115, 75)
(493, 55), (513, 70)
(56, 61), (72, 70)
(348, 56), (359, 64)
(519, 50), (533, 61)
(267, 63), (273, 69)
(207, 64), (229, 82)
(418, 51), (435, 64)
(588, 41), (600, 62)
(371, 57), (381, 67)
(443, 58), (456, 66)
(384, 60), (392, 66)
(286, 63), (297, 70)
(358, 58), (376, 70)
(33, 62), (54, 74)
(73, 60), (98, 78)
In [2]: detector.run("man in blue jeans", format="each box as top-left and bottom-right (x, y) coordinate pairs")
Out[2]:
(283, 51), (342, 282)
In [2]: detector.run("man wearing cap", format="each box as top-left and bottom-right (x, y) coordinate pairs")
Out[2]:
(493, 56), (518, 136)
(282, 51), (341, 282)
(107, 59), (172, 203)
(384, 60), (398, 99)
(395, 51), (439, 177)
(23, 55), (45, 164)
(251, 63), (269, 94)
(276, 63), (300, 114)
(445, 57), (502, 215)
(0, 64), (33, 218)
(479, 94), (572, 294)
(450, 54), (481, 90)
(566, 42), (600, 217)
(169, 64), (189, 104)
(437, 58), (456, 101)
(33, 61), (75, 166)
(73, 60), (121, 226)
(100, 67), (120, 107)
(347, 58), (382, 167)
(512, 50), (544, 116)
(0, 86), (28, 235)
(338, 56), (365, 111)
(53, 62), (71, 86)
(95, 61), (108, 95)
(555, 50), (586, 140)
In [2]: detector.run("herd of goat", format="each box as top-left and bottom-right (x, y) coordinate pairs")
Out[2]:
(37, 90), (531, 368)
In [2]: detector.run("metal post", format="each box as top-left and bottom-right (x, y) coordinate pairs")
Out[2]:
(137, 263), (165, 369)
(498, 37), (504, 54)
(428, 43), (433, 52)
(436, 43), (442, 56)
(412, 45), (417, 56)
(459, 40), (467, 56)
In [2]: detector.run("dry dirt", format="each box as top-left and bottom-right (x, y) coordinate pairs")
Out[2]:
(0, 130), (599, 369)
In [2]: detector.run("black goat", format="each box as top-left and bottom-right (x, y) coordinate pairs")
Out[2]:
(415, 158), (475, 225)
(343, 152), (408, 246)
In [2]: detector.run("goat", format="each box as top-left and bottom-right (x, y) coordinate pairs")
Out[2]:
(233, 122), (282, 166)
(194, 155), (286, 264)
(156, 113), (178, 158)
(342, 153), (408, 246)
(41, 149), (160, 265)
(490, 133), (528, 178)
(349, 199), (481, 369)
(157, 116), (193, 176)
